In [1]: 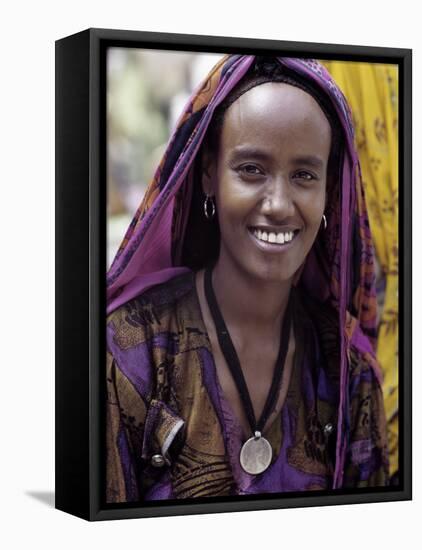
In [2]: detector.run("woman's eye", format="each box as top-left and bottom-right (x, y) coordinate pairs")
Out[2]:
(293, 170), (316, 182)
(238, 164), (264, 176)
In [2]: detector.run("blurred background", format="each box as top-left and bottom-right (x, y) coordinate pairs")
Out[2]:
(107, 49), (399, 484)
(107, 48), (224, 265)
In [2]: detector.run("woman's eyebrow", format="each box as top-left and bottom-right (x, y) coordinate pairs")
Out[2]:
(229, 148), (324, 169)
(228, 147), (272, 162)
(291, 155), (324, 169)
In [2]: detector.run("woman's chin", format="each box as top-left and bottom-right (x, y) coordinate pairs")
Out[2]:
(218, 238), (302, 285)
(257, 269), (296, 285)
(238, 260), (298, 286)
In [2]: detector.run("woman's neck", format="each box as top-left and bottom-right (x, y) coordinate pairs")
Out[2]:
(209, 254), (293, 340)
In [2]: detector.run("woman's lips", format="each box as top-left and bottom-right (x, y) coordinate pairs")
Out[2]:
(247, 226), (300, 253)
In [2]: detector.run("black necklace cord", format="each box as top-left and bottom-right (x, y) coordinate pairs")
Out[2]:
(204, 264), (294, 437)
(257, 292), (293, 433)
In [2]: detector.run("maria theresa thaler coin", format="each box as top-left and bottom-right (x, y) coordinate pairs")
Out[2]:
(239, 431), (272, 475)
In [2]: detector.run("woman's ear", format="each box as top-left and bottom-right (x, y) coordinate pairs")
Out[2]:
(201, 145), (216, 196)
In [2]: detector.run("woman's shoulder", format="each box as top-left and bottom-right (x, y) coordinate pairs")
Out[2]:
(107, 270), (197, 338)
(294, 286), (338, 332)
(294, 287), (340, 380)
(294, 287), (383, 385)
(106, 270), (199, 401)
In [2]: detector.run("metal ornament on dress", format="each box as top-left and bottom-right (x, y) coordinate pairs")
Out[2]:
(239, 431), (273, 475)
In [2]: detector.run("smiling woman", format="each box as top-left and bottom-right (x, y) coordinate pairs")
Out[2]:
(105, 55), (390, 502)
(201, 82), (331, 286)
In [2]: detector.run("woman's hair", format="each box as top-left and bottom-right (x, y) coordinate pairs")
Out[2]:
(181, 56), (345, 271)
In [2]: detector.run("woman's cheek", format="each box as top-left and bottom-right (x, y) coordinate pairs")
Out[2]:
(301, 189), (326, 222)
(217, 180), (254, 218)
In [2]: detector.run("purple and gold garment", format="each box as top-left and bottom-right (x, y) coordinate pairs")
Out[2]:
(105, 56), (388, 490)
(106, 271), (389, 502)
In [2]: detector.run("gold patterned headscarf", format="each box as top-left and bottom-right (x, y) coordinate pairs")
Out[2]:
(321, 60), (399, 479)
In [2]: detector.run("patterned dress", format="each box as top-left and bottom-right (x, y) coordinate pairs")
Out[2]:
(106, 271), (389, 502)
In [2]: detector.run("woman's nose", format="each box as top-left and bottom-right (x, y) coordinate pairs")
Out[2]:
(260, 178), (295, 219)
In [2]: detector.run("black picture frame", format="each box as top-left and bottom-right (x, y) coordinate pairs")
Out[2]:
(55, 27), (412, 521)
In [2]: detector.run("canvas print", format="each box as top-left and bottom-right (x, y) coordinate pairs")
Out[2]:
(105, 49), (399, 504)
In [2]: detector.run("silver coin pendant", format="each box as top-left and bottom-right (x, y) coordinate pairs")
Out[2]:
(239, 431), (273, 475)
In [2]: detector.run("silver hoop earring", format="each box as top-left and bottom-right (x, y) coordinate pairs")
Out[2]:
(322, 214), (327, 230)
(204, 194), (215, 220)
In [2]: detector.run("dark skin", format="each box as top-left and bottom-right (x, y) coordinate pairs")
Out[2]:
(195, 83), (332, 439)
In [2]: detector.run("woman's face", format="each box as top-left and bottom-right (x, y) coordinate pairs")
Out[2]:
(203, 82), (332, 284)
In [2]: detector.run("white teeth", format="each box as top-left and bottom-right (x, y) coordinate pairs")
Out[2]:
(252, 228), (296, 245)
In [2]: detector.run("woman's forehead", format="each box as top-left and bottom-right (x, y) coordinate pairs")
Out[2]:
(219, 82), (332, 157)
